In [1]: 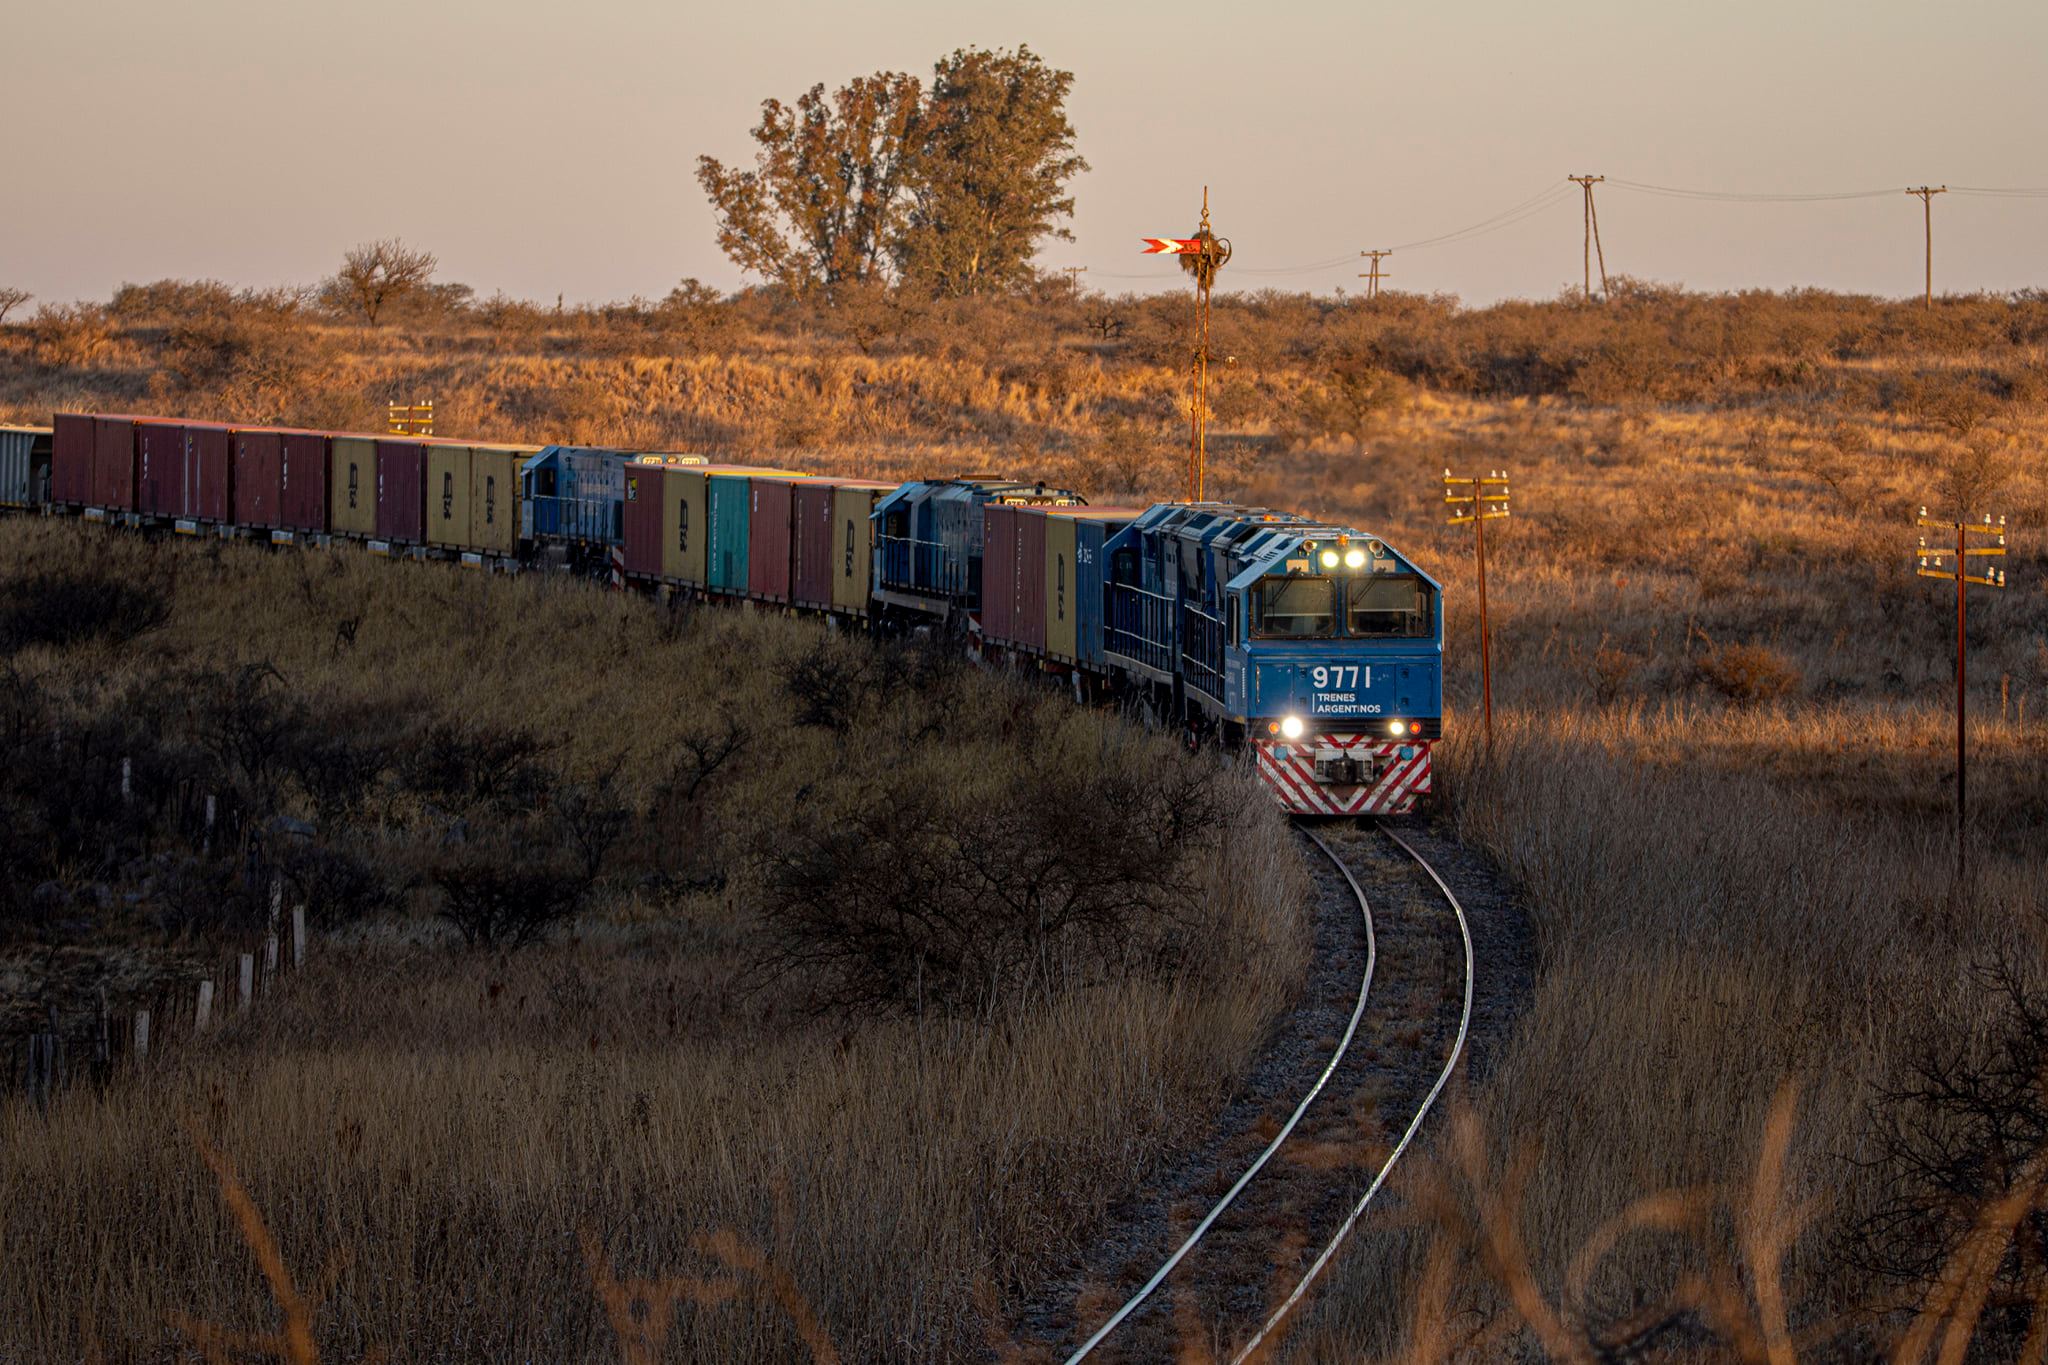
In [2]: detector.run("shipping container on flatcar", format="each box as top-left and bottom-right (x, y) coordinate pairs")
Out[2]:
(232, 428), (282, 529)
(328, 436), (377, 537)
(374, 439), (426, 545)
(278, 430), (328, 534)
(706, 471), (758, 596)
(424, 441), (473, 551)
(0, 426), (52, 507)
(178, 422), (232, 525)
(469, 444), (536, 558)
(91, 415), (139, 512)
(620, 462), (664, 578)
(51, 414), (94, 505)
(978, 503), (1052, 654)
(792, 479), (896, 614)
(745, 475), (807, 604)
(134, 420), (181, 519)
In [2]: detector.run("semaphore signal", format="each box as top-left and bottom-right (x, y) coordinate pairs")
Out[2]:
(1140, 188), (1232, 503)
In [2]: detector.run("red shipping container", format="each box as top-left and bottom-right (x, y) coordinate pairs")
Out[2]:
(134, 420), (181, 517)
(233, 428), (282, 528)
(1013, 506), (1047, 652)
(92, 416), (138, 511)
(981, 503), (1014, 642)
(52, 413), (94, 504)
(792, 483), (837, 608)
(620, 463), (663, 577)
(182, 423), (231, 523)
(278, 430), (328, 533)
(746, 477), (798, 603)
(374, 440), (425, 543)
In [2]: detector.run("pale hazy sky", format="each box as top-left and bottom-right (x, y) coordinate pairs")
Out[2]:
(6, 0), (2045, 307)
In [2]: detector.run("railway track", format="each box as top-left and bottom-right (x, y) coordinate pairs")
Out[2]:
(1061, 822), (1475, 1364)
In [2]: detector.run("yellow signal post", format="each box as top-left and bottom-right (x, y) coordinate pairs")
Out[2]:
(1444, 468), (1511, 756)
(1916, 506), (2009, 901)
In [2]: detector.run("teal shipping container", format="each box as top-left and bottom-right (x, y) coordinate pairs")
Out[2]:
(707, 472), (752, 594)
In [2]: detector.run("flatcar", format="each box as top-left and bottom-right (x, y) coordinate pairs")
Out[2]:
(25, 410), (1445, 815)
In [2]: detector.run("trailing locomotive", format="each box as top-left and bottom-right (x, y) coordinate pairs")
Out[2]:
(18, 412), (1444, 815)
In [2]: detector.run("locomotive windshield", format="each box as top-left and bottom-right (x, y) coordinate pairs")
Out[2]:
(1347, 574), (1434, 637)
(1254, 577), (1335, 638)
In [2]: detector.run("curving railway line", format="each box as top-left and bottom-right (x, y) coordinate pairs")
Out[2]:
(1059, 822), (1475, 1363)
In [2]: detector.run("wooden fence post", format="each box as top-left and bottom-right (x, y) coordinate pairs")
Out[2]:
(292, 906), (307, 969)
(133, 1009), (150, 1066)
(239, 954), (254, 1012)
(265, 932), (280, 982)
(195, 979), (214, 1032)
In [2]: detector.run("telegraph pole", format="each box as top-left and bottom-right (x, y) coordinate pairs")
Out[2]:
(1916, 506), (2008, 901)
(1906, 186), (1946, 310)
(1444, 468), (1511, 754)
(1142, 189), (1232, 503)
(1358, 249), (1392, 300)
(1568, 175), (1608, 300)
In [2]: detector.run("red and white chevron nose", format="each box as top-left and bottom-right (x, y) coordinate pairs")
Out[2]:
(1252, 734), (1432, 815)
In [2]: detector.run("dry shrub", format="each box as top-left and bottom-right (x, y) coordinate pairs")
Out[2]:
(1698, 643), (1802, 704)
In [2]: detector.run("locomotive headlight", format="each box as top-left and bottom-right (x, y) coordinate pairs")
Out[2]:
(1388, 719), (1409, 737)
(1343, 548), (1366, 569)
(1318, 549), (1339, 569)
(1280, 715), (1305, 740)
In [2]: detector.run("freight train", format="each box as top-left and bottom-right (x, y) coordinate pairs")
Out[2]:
(0, 415), (1443, 815)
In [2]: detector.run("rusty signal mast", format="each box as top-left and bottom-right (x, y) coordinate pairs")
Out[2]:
(1445, 468), (1511, 754)
(1142, 188), (1232, 503)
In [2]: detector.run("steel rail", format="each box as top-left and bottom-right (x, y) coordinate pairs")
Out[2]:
(1062, 825), (1378, 1363)
(1228, 826), (1476, 1363)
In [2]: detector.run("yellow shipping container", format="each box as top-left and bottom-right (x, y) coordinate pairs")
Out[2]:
(469, 444), (534, 556)
(830, 484), (890, 615)
(1044, 511), (1080, 662)
(328, 435), (377, 537)
(662, 465), (694, 583)
(426, 443), (473, 550)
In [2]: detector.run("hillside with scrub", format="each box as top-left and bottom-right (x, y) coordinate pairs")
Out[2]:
(3, 272), (2048, 1357)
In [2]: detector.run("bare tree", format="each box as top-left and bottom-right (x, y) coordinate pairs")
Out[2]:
(0, 287), (30, 324)
(323, 239), (438, 326)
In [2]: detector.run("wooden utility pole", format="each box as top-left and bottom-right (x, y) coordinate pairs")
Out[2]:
(1568, 175), (1608, 300)
(1445, 469), (1512, 755)
(1906, 186), (1946, 310)
(1358, 249), (1392, 300)
(1917, 507), (2008, 902)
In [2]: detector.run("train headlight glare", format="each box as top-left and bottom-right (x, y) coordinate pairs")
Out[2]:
(1344, 548), (1366, 568)
(1389, 719), (1408, 737)
(1280, 715), (1305, 740)
(1318, 549), (1339, 569)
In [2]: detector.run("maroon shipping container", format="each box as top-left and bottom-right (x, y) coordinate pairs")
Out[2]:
(746, 477), (799, 603)
(1013, 507), (1047, 652)
(982, 503), (1015, 642)
(233, 429), (282, 528)
(135, 420), (182, 517)
(621, 463), (664, 577)
(980, 504), (1047, 652)
(52, 413), (94, 504)
(278, 430), (328, 533)
(91, 416), (138, 511)
(182, 423), (231, 523)
(792, 483), (837, 609)
(374, 440), (426, 543)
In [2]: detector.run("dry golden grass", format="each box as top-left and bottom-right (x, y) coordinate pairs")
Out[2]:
(4, 283), (2047, 1357)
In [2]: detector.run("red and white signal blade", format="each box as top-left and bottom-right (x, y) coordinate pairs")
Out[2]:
(1141, 238), (1206, 254)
